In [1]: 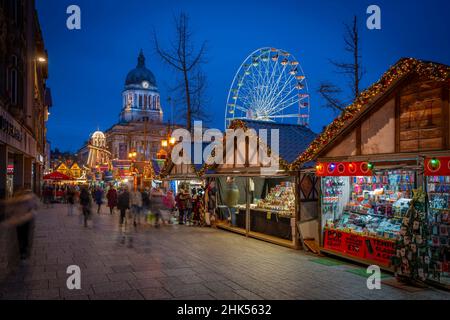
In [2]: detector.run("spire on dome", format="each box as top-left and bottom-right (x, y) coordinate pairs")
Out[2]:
(137, 49), (145, 67)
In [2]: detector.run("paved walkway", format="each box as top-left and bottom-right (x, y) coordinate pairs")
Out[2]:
(1, 204), (449, 300)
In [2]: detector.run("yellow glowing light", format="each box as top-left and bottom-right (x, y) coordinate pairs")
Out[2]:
(161, 140), (168, 147)
(169, 137), (176, 145)
(37, 57), (47, 63)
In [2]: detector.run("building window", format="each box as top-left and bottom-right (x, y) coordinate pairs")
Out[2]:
(7, 55), (19, 106)
(144, 95), (147, 109)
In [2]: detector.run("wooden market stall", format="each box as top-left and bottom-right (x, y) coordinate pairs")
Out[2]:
(202, 119), (318, 249)
(290, 58), (450, 273)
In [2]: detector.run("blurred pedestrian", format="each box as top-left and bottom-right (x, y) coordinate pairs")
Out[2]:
(0, 189), (39, 260)
(94, 187), (104, 214)
(79, 187), (91, 228)
(117, 187), (130, 226)
(106, 185), (118, 215)
(141, 188), (151, 217)
(67, 187), (76, 216)
(130, 188), (143, 227)
(151, 187), (164, 228)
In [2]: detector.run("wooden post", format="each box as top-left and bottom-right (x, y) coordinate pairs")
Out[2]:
(442, 84), (449, 149)
(246, 176), (250, 238)
(395, 93), (401, 153)
(293, 172), (300, 249)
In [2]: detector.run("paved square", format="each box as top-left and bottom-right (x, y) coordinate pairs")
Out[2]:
(1, 204), (449, 300)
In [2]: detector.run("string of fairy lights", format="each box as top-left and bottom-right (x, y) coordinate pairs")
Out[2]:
(158, 58), (450, 179)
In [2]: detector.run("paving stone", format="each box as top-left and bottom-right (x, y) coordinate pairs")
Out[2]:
(107, 272), (137, 282)
(234, 289), (264, 300)
(111, 265), (135, 273)
(133, 270), (166, 279)
(127, 278), (163, 290)
(92, 281), (132, 294)
(139, 287), (172, 300)
(164, 283), (213, 298)
(163, 268), (196, 277)
(90, 289), (144, 300)
(27, 288), (61, 300)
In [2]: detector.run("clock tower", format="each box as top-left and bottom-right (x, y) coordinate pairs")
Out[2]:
(120, 50), (163, 123)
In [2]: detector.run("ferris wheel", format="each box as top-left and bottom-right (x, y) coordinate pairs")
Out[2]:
(225, 47), (310, 129)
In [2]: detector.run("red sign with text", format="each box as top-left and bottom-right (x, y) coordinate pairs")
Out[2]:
(323, 229), (395, 267)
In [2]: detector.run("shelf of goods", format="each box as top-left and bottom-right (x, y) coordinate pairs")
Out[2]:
(426, 176), (450, 288)
(234, 183), (295, 240)
(321, 171), (415, 268)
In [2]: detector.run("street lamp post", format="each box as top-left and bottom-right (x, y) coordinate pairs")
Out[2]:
(128, 150), (138, 190)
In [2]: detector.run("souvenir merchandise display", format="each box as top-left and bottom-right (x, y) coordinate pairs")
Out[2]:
(426, 176), (450, 287)
(323, 170), (415, 240)
(393, 189), (431, 283)
(321, 170), (417, 267)
(255, 182), (295, 217)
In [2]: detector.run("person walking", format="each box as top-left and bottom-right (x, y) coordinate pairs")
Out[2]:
(94, 187), (104, 214)
(1, 189), (39, 260)
(79, 187), (92, 228)
(151, 187), (164, 228)
(67, 187), (76, 216)
(106, 185), (118, 215)
(117, 187), (130, 226)
(175, 189), (186, 225)
(141, 188), (151, 218)
(130, 188), (143, 227)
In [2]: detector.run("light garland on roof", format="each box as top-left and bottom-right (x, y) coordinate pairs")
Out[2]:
(289, 58), (450, 171)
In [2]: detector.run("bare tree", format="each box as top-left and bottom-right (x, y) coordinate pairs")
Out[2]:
(318, 15), (365, 113)
(153, 12), (208, 131)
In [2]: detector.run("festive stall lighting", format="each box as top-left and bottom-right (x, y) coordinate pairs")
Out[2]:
(289, 58), (450, 171)
(367, 162), (374, 170)
(430, 158), (440, 169)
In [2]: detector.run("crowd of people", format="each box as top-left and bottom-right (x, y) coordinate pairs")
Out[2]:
(56, 181), (218, 230)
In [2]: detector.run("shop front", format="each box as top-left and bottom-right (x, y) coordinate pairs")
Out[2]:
(214, 174), (297, 246)
(288, 58), (450, 271)
(208, 119), (317, 249)
(424, 156), (450, 289)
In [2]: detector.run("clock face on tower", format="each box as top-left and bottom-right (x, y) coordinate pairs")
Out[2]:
(142, 81), (150, 89)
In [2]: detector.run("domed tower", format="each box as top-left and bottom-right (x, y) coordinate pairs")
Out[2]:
(90, 131), (106, 148)
(120, 50), (163, 123)
(87, 130), (111, 169)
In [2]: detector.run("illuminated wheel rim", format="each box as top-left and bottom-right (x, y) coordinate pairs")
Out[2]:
(225, 47), (310, 128)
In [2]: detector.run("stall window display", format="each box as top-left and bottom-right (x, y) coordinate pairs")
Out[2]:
(321, 169), (416, 267)
(253, 181), (295, 217)
(217, 176), (295, 241)
(426, 176), (450, 287)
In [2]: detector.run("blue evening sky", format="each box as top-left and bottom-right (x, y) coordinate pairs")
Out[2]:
(36, 0), (450, 152)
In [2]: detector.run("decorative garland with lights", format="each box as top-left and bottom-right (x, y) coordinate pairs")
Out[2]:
(289, 58), (450, 171)
(196, 119), (290, 177)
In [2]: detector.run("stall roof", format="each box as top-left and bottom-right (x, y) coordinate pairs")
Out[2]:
(290, 58), (450, 170)
(160, 142), (211, 179)
(239, 119), (317, 163)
